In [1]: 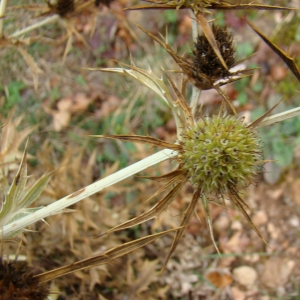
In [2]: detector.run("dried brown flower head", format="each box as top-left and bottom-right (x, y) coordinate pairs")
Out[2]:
(192, 25), (236, 82)
(0, 258), (49, 300)
(48, 0), (75, 17)
(135, 23), (250, 91)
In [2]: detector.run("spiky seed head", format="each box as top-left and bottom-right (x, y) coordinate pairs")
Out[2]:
(0, 258), (49, 299)
(193, 25), (236, 80)
(54, 0), (75, 17)
(179, 115), (263, 195)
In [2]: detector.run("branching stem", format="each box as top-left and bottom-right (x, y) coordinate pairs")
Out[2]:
(1, 149), (177, 240)
(9, 14), (59, 39)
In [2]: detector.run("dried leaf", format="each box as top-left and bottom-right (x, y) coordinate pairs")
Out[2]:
(91, 134), (181, 151)
(247, 20), (300, 82)
(200, 194), (220, 254)
(16, 46), (43, 91)
(137, 169), (184, 182)
(228, 187), (268, 246)
(214, 85), (237, 116)
(130, 259), (159, 295)
(0, 109), (37, 165)
(103, 178), (186, 235)
(161, 188), (200, 272)
(63, 19), (91, 60)
(164, 73), (194, 126)
(36, 227), (181, 283)
(89, 61), (188, 136)
(247, 99), (282, 128)
(144, 170), (185, 203)
(87, 62), (173, 109)
(206, 269), (233, 288)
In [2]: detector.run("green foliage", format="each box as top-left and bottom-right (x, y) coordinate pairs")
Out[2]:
(5, 81), (26, 109)
(28, 42), (48, 57)
(236, 41), (254, 59)
(215, 11), (225, 27)
(163, 10), (177, 24)
(273, 16), (300, 45)
(234, 77), (250, 105)
(0, 148), (51, 237)
(75, 75), (87, 86)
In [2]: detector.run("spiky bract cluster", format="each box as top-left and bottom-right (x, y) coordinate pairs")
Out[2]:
(0, 258), (49, 300)
(179, 115), (263, 195)
(54, 0), (75, 17)
(193, 25), (236, 80)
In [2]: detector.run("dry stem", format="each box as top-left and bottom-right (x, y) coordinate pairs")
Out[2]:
(9, 15), (59, 39)
(0, 0), (8, 38)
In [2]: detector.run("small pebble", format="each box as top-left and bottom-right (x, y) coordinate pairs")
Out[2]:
(252, 210), (268, 226)
(233, 266), (257, 288)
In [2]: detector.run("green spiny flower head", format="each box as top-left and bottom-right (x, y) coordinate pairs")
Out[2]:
(179, 115), (264, 195)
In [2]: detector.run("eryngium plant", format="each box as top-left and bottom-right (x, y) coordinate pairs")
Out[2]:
(91, 21), (286, 269)
(2, 2), (300, 293)
(93, 95), (276, 270)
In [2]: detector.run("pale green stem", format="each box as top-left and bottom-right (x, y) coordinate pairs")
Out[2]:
(9, 14), (59, 39)
(189, 10), (201, 116)
(0, 0), (8, 38)
(1, 149), (177, 240)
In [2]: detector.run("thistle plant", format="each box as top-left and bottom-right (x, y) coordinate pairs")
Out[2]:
(90, 29), (278, 265)
(1, 0), (300, 298)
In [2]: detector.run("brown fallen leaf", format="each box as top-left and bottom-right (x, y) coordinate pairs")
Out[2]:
(260, 257), (295, 289)
(70, 93), (93, 113)
(205, 269), (233, 288)
(49, 97), (72, 132)
(128, 259), (159, 296)
(44, 93), (93, 131)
